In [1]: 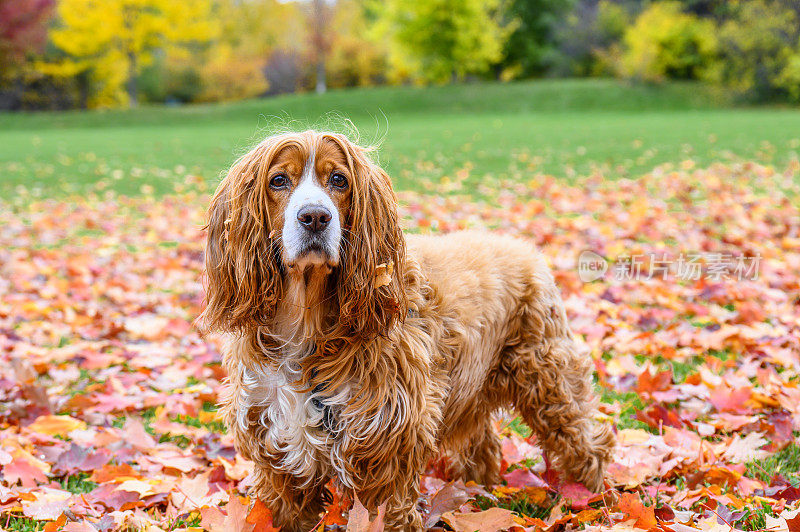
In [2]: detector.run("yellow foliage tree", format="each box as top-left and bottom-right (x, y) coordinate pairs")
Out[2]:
(197, 0), (302, 101)
(379, 0), (510, 84)
(47, 0), (216, 107)
(325, 0), (388, 88)
(619, 1), (717, 83)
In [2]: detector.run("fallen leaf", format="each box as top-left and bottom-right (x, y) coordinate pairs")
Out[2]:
(374, 262), (394, 288)
(347, 494), (386, 532)
(618, 492), (657, 530)
(441, 507), (519, 532)
(27, 415), (86, 436)
(425, 482), (471, 527)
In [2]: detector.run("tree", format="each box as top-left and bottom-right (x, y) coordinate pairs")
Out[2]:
(310, 0), (330, 93)
(618, 1), (717, 82)
(0, 0), (54, 80)
(48, 0), (216, 107)
(501, 0), (572, 77)
(197, 0), (302, 102)
(382, 0), (509, 83)
(716, 0), (800, 102)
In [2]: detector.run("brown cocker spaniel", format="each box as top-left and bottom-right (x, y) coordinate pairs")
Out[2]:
(200, 130), (615, 530)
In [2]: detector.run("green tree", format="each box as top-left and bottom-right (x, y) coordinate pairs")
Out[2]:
(716, 0), (800, 102)
(501, 0), (573, 77)
(382, 0), (509, 83)
(47, 0), (216, 107)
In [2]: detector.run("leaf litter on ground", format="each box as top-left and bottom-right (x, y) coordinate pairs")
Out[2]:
(0, 160), (798, 531)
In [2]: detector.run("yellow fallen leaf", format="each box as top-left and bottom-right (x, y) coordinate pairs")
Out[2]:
(27, 415), (86, 437)
(617, 428), (651, 446)
(115, 479), (160, 497)
(374, 261), (394, 288)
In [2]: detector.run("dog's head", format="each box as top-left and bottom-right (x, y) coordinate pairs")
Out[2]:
(200, 131), (405, 337)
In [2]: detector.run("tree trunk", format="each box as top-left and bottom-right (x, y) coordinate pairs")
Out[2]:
(127, 51), (138, 107)
(312, 0), (327, 94)
(78, 70), (89, 110)
(316, 59), (327, 94)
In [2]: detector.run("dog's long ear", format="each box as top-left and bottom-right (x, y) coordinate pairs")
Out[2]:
(329, 134), (407, 338)
(199, 143), (282, 332)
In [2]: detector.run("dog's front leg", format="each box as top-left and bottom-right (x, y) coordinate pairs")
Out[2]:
(332, 376), (440, 531)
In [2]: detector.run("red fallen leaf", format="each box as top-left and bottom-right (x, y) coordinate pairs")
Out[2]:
(3, 457), (48, 487)
(85, 482), (141, 511)
(323, 485), (349, 526)
(687, 465), (742, 489)
(758, 486), (800, 502)
(247, 499), (280, 532)
(500, 435), (539, 466)
(618, 492), (657, 530)
(736, 476), (764, 497)
(425, 482), (471, 528)
(763, 411), (794, 445)
(786, 512), (800, 532)
(89, 463), (139, 483)
(121, 418), (157, 450)
(636, 404), (683, 429)
(709, 386), (752, 414)
(732, 301), (766, 324)
(52, 444), (111, 475)
(43, 514), (68, 532)
(347, 494), (386, 532)
(559, 483), (598, 510)
(541, 454), (561, 487)
(654, 505), (676, 522)
(503, 468), (548, 489)
(637, 368), (673, 396)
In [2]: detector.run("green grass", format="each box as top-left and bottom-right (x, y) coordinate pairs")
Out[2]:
(745, 442), (800, 485)
(1, 517), (39, 531)
(2, 79), (800, 197)
(59, 472), (98, 494)
(475, 494), (552, 521)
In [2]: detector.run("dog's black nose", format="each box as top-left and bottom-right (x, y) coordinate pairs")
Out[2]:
(297, 206), (331, 233)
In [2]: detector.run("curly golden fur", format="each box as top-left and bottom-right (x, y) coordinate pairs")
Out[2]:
(200, 131), (615, 530)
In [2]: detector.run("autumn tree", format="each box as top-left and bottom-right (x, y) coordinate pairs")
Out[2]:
(198, 0), (301, 102)
(716, 0), (800, 102)
(381, 0), (509, 83)
(0, 0), (54, 81)
(48, 0), (216, 107)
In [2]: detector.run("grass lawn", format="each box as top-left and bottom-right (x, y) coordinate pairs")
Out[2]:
(2, 78), (800, 197)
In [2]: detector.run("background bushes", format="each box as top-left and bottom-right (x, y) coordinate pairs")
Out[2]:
(3, 0), (800, 109)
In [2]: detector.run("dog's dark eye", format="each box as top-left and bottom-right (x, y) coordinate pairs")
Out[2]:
(270, 174), (288, 189)
(330, 173), (348, 189)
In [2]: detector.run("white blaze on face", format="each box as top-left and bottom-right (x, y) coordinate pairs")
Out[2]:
(281, 150), (342, 265)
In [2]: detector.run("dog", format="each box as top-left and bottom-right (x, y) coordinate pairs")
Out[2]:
(200, 130), (615, 530)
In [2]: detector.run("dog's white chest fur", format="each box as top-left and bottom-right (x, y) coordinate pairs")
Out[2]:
(237, 360), (334, 482)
